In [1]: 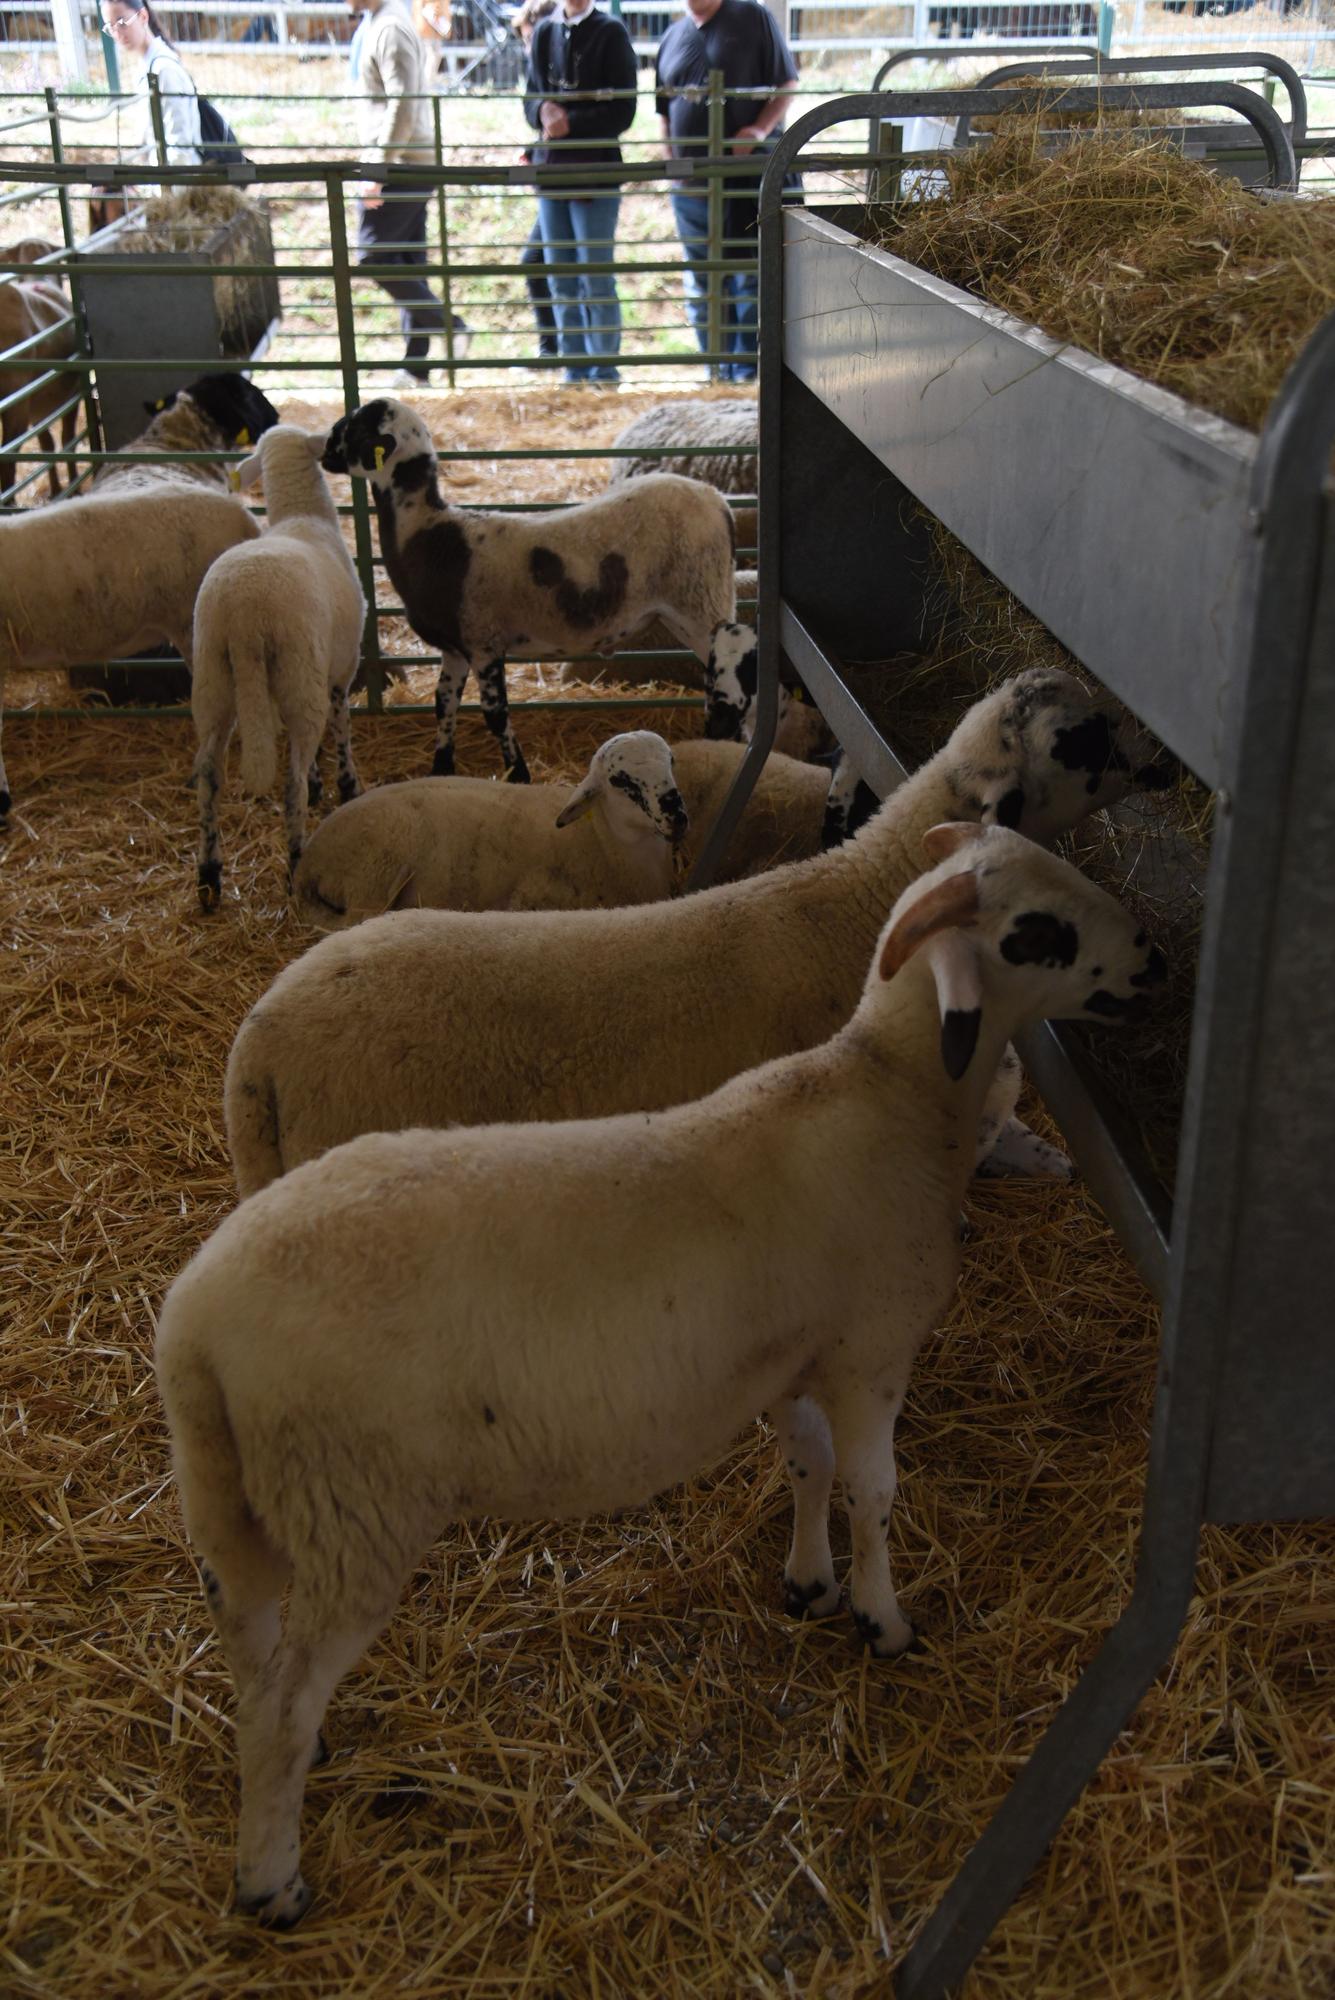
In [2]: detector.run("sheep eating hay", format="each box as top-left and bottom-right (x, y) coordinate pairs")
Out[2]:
(292, 730), (689, 925)
(191, 425), (366, 907)
(86, 372), (281, 499)
(225, 668), (1171, 1192)
(159, 823), (1167, 1926)
(320, 398), (757, 781)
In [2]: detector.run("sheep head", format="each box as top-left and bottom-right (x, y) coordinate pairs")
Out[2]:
(876, 822), (1167, 1079)
(322, 398), (435, 485)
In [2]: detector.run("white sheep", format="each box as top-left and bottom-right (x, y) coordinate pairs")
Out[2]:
(0, 485), (259, 823)
(159, 821), (1166, 1927)
(292, 730), (690, 925)
(190, 425), (367, 909)
(319, 398), (756, 780)
(86, 373), (281, 499)
(225, 668), (1170, 1193)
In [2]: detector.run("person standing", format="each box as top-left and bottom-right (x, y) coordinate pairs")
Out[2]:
(655, 0), (797, 383)
(101, 0), (203, 167)
(523, 0), (636, 387)
(349, 0), (470, 386)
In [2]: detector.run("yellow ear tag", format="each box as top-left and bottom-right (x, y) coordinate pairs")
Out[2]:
(154, 398), (166, 411)
(228, 465), (241, 491)
(374, 445), (386, 472)
(236, 426), (250, 446)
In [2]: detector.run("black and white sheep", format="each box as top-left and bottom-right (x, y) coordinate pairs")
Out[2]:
(224, 669), (1170, 1193)
(190, 425), (366, 907)
(85, 372), (281, 498)
(158, 822), (1165, 1926)
(319, 398), (756, 783)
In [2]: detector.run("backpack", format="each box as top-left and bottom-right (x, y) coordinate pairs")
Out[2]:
(196, 94), (248, 167)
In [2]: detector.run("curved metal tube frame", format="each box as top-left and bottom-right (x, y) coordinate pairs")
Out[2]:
(954, 48), (1307, 148)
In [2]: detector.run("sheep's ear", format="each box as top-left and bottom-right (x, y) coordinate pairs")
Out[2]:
(555, 778), (600, 829)
(235, 450), (264, 490)
(879, 870), (980, 980)
(924, 931), (984, 1080)
(975, 777), (1027, 829)
(921, 821), (987, 864)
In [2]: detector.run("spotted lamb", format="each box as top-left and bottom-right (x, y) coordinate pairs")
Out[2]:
(319, 398), (756, 783)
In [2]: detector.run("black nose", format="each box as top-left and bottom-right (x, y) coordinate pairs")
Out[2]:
(1134, 945), (1169, 989)
(704, 706), (742, 742)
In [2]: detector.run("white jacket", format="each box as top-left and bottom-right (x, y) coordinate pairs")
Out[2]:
(356, 1), (434, 173)
(141, 38), (203, 167)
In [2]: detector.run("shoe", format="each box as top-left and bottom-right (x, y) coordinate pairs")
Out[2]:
(390, 368), (429, 391)
(449, 322), (473, 361)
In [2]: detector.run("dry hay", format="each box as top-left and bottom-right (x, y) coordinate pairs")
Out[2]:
(112, 183), (276, 356)
(878, 128), (1335, 435)
(4, 692), (1335, 1998)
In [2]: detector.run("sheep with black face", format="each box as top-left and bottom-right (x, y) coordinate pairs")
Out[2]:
(320, 398), (756, 784)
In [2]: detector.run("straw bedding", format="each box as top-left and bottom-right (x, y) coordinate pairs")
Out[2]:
(4, 398), (1333, 1998)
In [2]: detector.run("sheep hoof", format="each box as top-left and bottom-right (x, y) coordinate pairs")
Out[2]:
(236, 1870), (312, 1928)
(197, 869), (222, 914)
(504, 755), (531, 786)
(783, 1575), (840, 1622)
(307, 775), (323, 809)
(0, 789), (11, 825)
(853, 1607), (918, 1659)
(430, 749), (455, 778)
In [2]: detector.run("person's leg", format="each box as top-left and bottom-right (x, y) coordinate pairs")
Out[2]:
(669, 189), (712, 359)
(723, 188), (761, 383)
(521, 211), (558, 358)
(568, 193), (621, 382)
(356, 188), (446, 380)
(538, 193), (591, 384)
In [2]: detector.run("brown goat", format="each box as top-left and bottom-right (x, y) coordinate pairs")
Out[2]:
(0, 272), (79, 504)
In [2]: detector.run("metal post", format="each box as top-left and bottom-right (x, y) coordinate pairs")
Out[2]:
(100, 25), (121, 92)
(706, 67), (725, 386)
(433, 95), (458, 385)
(50, 0), (90, 85)
(44, 86), (102, 474)
(327, 172), (385, 712)
(1098, 2), (1114, 56)
(869, 116), (903, 207)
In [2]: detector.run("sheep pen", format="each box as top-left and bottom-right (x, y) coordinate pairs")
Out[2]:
(3, 389), (1334, 1998)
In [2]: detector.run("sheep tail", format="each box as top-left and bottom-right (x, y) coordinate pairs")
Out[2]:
(231, 631), (278, 797)
(156, 1318), (285, 1599)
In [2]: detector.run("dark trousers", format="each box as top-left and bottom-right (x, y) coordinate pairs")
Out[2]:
(356, 187), (463, 373)
(521, 214), (557, 352)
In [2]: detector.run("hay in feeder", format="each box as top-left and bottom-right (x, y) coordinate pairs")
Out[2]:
(4, 697), (1335, 1995)
(116, 184), (277, 355)
(879, 128), (1335, 434)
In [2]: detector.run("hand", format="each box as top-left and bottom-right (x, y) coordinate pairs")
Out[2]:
(540, 101), (570, 139)
(732, 123), (766, 157)
(358, 182), (384, 208)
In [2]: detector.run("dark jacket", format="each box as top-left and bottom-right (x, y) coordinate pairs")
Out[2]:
(523, 7), (637, 178)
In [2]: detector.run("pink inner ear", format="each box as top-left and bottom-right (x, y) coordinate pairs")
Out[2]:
(879, 869), (981, 978)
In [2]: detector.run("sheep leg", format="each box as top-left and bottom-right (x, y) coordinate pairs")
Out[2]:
(474, 657), (530, 785)
(827, 1385), (916, 1659)
(0, 705), (10, 823)
(234, 1604), (391, 1928)
(429, 658), (468, 778)
(702, 623), (758, 741)
(195, 730), (230, 913)
(200, 1558), (284, 1702)
(284, 740), (314, 887)
(307, 757), (323, 810)
(978, 1117), (1074, 1181)
(328, 684), (361, 804)
(772, 1394), (839, 1622)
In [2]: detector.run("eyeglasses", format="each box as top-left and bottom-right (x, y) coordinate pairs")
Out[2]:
(104, 14), (138, 30)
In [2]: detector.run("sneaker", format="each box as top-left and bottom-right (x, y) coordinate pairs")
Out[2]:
(449, 323), (473, 361)
(390, 367), (429, 391)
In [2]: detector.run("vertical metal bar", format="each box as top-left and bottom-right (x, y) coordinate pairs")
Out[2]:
(433, 94), (458, 385)
(1097, 1), (1114, 56)
(44, 86), (102, 477)
(869, 116), (902, 207)
(327, 170), (385, 713)
(148, 70), (168, 170)
(706, 66), (724, 384)
(100, 24), (121, 91)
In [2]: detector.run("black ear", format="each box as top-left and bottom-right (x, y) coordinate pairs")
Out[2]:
(993, 785), (1025, 828)
(940, 1007), (981, 1080)
(321, 418), (350, 475)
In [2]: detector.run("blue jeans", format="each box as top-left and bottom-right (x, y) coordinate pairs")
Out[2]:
(536, 193), (622, 383)
(671, 189), (758, 383)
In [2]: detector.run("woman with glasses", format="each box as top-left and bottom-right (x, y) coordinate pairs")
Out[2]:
(102, 0), (204, 168)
